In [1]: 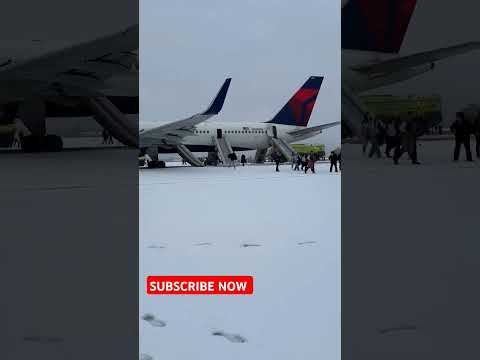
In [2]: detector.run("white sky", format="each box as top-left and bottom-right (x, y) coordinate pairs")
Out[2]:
(140, 0), (341, 151)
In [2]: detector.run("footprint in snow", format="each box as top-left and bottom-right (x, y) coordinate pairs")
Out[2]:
(147, 245), (166, 249)
(298, 241), (317, 245)
(212, 330), (247, 343)
(241, 243), (261, 248)
(142, 313), (167, 327)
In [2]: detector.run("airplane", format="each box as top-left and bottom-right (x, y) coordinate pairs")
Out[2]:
(342, 0), (480, 137)
(0, 24), (138, 152)
(140, 76), (339, 168)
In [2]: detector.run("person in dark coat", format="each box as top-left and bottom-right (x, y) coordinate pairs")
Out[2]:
(272, 151), (281, 172)
(329, 151), (338, 173)
(361, 114), (370, 155)
(384, 119), (397, 158)
(450, 112), (473, 161)
(393, 115), (420, 165)
(240, 154), (247, 166)
(367, 115), (382, 158)
(228, 152), (238, 168)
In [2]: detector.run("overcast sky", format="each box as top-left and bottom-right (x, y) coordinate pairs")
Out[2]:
(362, 0), (480, 126)
(140, 0), (341, 151)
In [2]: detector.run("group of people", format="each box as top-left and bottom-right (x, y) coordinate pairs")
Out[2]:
(207, 149), (338, 174)
(225, 152), (248, 168)
(361, 110), (480, 164)
(292, 153), (318, 173)
(361, 112), (421, 165)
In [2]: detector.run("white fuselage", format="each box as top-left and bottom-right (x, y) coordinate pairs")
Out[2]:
(142, 121), (321, 153)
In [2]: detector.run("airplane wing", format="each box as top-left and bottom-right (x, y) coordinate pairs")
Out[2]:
(140, 78), (231, 146)
(287, 121), (340, 137)
(351, 42), (480, 75)
(0, 25), (138, 97)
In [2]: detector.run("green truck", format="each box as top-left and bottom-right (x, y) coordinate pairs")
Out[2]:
(291, 144), (326, 159)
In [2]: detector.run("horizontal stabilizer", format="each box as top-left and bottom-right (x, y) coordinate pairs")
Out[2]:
(287, 121), (340, 137)
(351, 42), (480, 74)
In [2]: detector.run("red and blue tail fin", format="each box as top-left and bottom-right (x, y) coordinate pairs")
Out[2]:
(266, 76), (323, 127)
(342, 0), (417, 53)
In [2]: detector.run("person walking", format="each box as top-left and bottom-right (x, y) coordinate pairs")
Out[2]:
(228, 152), (238, 168)
(329, 151), (338, 173)
(240, 154), (247, 166)
(406, 116), (420, 164)
(361, 114), (370, 155)
(294, 154), (301, 171)
(368, 115), (382, 158)
(301, 154), (308, 171)
(450, 112), (473, 161)
(272, 151), (281, 172)
(304, 153), (315, 174)
(393, 114), (420, 165)
(384, 119), (397, 158)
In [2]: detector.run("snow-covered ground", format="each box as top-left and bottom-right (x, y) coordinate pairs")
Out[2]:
(139, 163), (341, 360)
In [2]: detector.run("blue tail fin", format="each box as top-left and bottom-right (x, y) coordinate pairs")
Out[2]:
(266, 76), (323, 127)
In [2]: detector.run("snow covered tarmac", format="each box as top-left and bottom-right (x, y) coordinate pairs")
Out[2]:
(139, 163), (341, 360)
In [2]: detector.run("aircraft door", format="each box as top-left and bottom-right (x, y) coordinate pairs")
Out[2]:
(267, 125), (278, 139)
(217, 129), (222, 139)
(272, 125), (278, 139)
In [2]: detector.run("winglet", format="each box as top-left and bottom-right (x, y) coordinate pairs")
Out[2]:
(203, 78), (232, 115)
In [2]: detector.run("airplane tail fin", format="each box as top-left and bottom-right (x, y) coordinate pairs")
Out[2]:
(342, 0), (417, 53)
(266, 76), (323, 127)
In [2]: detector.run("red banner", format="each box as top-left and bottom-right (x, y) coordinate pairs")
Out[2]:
(147, 276), (254, 295)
